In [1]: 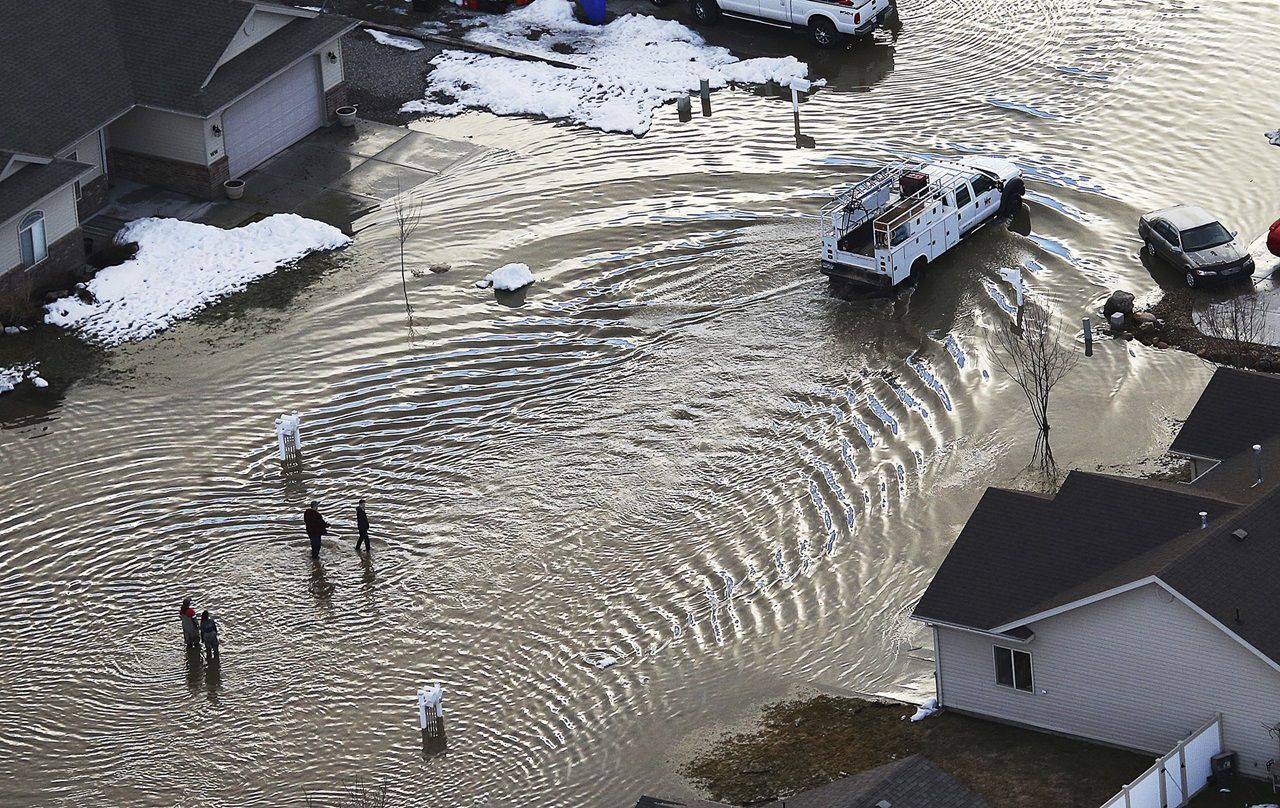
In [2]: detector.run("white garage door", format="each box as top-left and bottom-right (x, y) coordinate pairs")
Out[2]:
(223, 57), (324, 177)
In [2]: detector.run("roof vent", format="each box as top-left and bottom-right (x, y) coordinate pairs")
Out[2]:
(1232, 529), (1249, 542)
(1235, 608), (1243, 625)
(1200, 511), (1209, 529)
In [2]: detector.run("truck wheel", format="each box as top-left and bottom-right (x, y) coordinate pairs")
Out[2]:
(810, 17), (839, 47)
(690, 0), (719, 23)
(910, 256), (927, 284)
(1185, 271), (1197, 289)
(997, 177), (1025, 218)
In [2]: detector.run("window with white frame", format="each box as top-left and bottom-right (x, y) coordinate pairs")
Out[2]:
(994, 645), (1033, 692)
(19, 210), (47, 266)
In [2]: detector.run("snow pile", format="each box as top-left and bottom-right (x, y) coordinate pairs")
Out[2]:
(45, 215), (350, 346)
(366, 28), (425, 51)
(475, 263), (536, 291)
(1267, 130), (1280, 147)
(403, 0), (812, 134)
(0, 363), (40, 394)
(909, 696), (939, 722)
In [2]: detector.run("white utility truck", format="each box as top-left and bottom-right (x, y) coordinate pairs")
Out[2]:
(818, 157), (1024, 288)
(686, 0), (896, 47)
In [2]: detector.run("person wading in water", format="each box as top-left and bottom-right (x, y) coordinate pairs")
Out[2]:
(355, 499), (370, 553)
(200, 610), (220, 659)
(304, 501), (329, 559)
(180, 598), (200, 650)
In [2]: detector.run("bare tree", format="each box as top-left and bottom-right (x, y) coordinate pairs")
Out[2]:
(1198, 288), (1268, 366)
(988, 300), (1079, 471)
(392, 181), (424, 337)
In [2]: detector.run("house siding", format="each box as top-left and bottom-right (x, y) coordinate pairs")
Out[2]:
(107, 107), (211, 166)
(215, 9), (294, 67)
(58, 129), (106, 181)
(0, 185), (80, 276)
(934, 583), (1280, 777)
(319, 37), (344, 90)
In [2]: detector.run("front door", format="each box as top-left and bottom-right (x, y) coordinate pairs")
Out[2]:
(756, 0), (790, 21)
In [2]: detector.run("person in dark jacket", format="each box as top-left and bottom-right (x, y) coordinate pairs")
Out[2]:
(180, 597), (200, 650)
(355, 499), (370, 553)
(200, 610), (220, 659)
(304, 501), (329, 559)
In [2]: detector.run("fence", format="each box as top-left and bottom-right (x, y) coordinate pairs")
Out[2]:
(1099, 714), (1223, 808)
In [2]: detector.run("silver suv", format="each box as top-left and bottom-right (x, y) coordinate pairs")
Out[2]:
(1138, 205), (1254, 288)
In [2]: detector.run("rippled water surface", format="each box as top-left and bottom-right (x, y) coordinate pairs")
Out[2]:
(4, 1), (1280, 805)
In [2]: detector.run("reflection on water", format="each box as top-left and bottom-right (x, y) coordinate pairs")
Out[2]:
(3, 1), (1280, 805)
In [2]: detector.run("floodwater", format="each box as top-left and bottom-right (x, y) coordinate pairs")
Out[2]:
(3, 1), (1280, 805)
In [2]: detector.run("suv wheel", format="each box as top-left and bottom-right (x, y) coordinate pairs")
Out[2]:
(1185, 271), (1198, 289)
(690, 0), (719, 22)
(810, 17), (839, 47)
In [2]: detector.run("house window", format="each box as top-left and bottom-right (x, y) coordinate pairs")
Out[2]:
(18, 211), (47, 267)
(994, 645), (1033, 692)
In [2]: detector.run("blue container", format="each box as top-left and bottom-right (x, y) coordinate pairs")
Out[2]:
(577, 0), (607, 24)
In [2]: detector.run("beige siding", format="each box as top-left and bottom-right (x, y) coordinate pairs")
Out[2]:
(0, 185), (79, 271)
(215, 9), (294, 67)
(108, 107), (210, 165)
(58, 129), (106, 180)
(935, 583), (1280, 777)
(319, 38), (344, 90)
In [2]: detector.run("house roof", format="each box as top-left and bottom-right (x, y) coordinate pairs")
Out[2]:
(1169, 368), (1280, 461)
(761, 755), (988, 808)
(636, 756), (988, 808)
(0, 159), (95, 226)
(0, 1), (354, 155)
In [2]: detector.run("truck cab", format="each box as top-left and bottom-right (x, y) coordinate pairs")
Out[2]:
(688, 0), (896, 47)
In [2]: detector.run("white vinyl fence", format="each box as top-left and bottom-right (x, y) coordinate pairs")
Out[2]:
(1099, 714), (1223, 808)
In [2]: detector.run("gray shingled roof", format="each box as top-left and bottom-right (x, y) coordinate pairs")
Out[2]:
(634, 797), (735, 808)
(0, 1), (354, 154)
(911, 472), (1241, 632)
(0, 159), (95, 225)
(1169, 368), (1280, 461)
(763, 755), (989, 808)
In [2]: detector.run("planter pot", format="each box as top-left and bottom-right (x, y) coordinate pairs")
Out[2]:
(336, 106), (357, 127)
(223, 179), (245, 200)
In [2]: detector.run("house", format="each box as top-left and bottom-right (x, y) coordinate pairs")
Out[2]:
(912, 367), (1280, 777)
(0, 0), (356, 301)
(636, 755), (989, 808)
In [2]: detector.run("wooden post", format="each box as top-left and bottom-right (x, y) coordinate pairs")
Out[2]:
(1083, 317), (1093, 356)
(677, 95), (691, 122)
(700, 79), (711, 116)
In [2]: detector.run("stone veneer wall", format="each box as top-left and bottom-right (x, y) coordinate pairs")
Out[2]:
(324, 81), (350, 123)
(0, 229), (86, 307)
(76, 174), (110, 221)
(108, 148), (231, 200)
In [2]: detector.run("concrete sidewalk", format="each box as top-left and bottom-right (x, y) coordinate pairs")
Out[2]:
(85, 118), (480, 239)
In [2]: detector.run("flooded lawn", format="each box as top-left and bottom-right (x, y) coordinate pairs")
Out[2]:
(2, 1), (1280, 805)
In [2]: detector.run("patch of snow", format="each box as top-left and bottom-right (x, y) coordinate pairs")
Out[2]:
(2, 326), (18, 335)
(29, 375), (49, 389)
(910, 696), (939, 722)
(475, 262), (536, 291)
(1267, 130), (1280, 147)
(405, 0), (812, 135)
(366, 28), (425, 51)
(0, 363), (34, 394)
(45, 215), (350, 347)
(582, 651), (618, 669)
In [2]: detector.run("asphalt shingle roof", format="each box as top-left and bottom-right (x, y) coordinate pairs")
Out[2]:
(911, 472), (1241, 632)
(0, 160), (95, 225)
(762, 756), (989, 808)
(1169, 368), (1280, 460)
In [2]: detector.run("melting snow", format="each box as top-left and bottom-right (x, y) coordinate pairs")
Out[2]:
(475, 262), (537, 291)
(45, 215), (350, 346)
(366, 28), (425, 51)
(404, 0), (812, 134)
(910, 696), (939, 722)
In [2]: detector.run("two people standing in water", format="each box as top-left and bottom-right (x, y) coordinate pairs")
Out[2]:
(304, 499), (373, 558)
(179, 597), (220, 658)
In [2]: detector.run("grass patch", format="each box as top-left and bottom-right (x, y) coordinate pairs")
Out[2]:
(682, 696), (1152, 807)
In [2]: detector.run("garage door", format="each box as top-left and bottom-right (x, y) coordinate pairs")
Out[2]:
(223, 57), (324, 178)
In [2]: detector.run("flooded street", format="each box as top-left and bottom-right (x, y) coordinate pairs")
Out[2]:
(3, 1), (1280, 804)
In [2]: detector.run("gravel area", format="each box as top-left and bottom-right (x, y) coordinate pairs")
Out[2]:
(342, 31), (445, 125)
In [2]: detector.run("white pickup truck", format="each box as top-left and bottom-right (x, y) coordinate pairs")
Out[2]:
(819, 157), (1025, 288)
(685, 0), (896, 47)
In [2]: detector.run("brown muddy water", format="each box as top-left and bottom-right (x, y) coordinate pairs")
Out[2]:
(3, 2), (1280, 805)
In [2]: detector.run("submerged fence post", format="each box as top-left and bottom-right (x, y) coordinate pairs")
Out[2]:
(677, 95), (691, 122)
(1083, 317), (1093, 356)
(700, 78), (711, 116)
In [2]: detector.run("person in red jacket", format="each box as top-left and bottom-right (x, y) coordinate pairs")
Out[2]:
(1267, 218), (1280, 258)
(179, 597), (200, 650)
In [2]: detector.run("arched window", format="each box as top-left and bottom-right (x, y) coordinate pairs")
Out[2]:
(18, 210), (46, 266)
